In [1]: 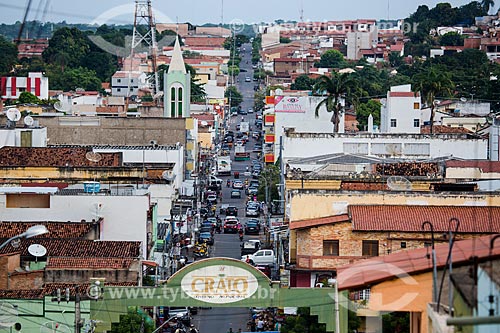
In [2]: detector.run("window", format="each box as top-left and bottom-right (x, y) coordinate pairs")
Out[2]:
(362, 240), (379, 256)
(413, 119), (420, 128)
(178, 87), (183, 117)
(323, 240), (339, 256)
(117, 88), (121, 92)
(401, 242), (407, 248)
(390, 119), (397, 128)
(414, 102), (420, 109)
(117, 79), (121, 83)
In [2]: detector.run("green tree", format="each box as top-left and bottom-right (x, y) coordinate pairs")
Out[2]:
(280, 36), (291, 43)
(439, 32), (464, 46)
(0, 35), (18, 75)
(356, 100), (381, 131)
(313, 72), (358, 132)
(388, 52), (404, 67)
(412, 66), (454, 134)
(110, 308), (154, 333)
(291, 75), (316, 90)
(316, 50), (346, 68)
(280, 307), (326, 333)
(47, 66), (102, 91)
(228, 65), (240, 77)
(43, 27), (91, 69)
(225, 86), (243, 107)
(382, 312), (410, 333)
(257, 165), (280, 206)
(17, 92), (40, 104)
(254, 90), (265, 111)
(481, 0), (495, 13)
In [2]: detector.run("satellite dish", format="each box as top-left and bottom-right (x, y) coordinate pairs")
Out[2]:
(460, 97), (467, 102)
(54, 101), (71, 112)
(85, 152), (102, 163)
(40, 322), (71, 333)
(6, 108), (21, 122)
(275, 88), (284, 96)
(387, 176), (412, 191)
(200, 120), (208, 127)
(0, 302), (18, 328)
(24, 116), (34, 127)
(28, 244), (47, 257)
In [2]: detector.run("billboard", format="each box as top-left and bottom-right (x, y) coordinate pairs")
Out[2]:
(274, 96), (307, 113)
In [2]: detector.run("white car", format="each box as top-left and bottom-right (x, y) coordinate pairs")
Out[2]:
(242, 249), (276, 266)
(248, 108), (254, 113)
(207, 194), (217, 202)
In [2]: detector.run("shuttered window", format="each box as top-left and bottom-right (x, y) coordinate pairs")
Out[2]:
(362, 240), (379, 256)
(323, 240), (339, 256)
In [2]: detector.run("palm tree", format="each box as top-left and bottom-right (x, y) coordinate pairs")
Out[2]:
(413, 67), (454, 134)
(481, 0), (495, 13)
(313, 72), (358, 133)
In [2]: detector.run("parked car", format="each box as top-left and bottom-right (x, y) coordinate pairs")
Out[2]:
(241, 249), (276, 266)
(245, 76), (251, 82)
(248, 108), (254, 113)
(255, 265), (271, 278)
(226, 206), (238, 216)
(231, 189), (242, 198)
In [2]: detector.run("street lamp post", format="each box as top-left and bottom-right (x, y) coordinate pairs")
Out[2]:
(422, 221), (438, 305)
(0, 225), (49, 251)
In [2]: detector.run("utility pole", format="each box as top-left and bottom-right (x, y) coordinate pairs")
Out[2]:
(51, 287), (82, 333)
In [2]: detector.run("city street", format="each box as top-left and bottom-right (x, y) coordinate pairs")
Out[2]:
(192, 43), (264, 333)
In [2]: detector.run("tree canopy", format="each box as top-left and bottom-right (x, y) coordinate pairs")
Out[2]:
(225, 86), (243, 107)
(316, 50), (346, 68)
(0, 35), (18, 75)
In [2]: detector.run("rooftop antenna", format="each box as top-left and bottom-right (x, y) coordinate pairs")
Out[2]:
(28, 243), (47, 262)
(86, 151), (102, 189)
(298, 1), (305, 74)
(387, 175), (412, 191)
(6, 108), (21, 128)
(23, 115), (34, 127)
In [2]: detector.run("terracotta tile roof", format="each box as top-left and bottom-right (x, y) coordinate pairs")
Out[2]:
(0, 221), (95, 239)
(0, 239), (141, 257)
(0, 147), (121, 167)
(46, 257), (135, 269)
(350, 205), (500, 233)
(337, 234), (500, 290)
(0, 289), (45, 299)
(290, 214), (350, 230)
(275, 58), (303, 63)
(446, 160), (500, 173)
(421, 125), (472, 134)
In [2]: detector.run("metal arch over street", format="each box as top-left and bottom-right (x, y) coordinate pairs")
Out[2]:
(90, 257), (347, 332)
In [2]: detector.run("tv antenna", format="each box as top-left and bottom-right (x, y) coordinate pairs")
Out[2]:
(23, 115), (34, 127)
(28, 243), (47, 262)
(85, 152), (102, 163)
(6, 108), (21, 128)
(387, 176), (412, 191)
(40, 322), (71, 333)
(53, 101), (71, 113)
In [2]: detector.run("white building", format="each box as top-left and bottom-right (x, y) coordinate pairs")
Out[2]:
(283, 132), (488, 161)
(1, 72), (49, 100)
(380, 84), (422, 134)
(0, 187), (150, 257)
(0, 126), (47, 147)
(111, 71), (148, 97)
(266, 94), (345, 162)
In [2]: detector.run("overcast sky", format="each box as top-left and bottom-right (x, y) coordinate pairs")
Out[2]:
(0, 0), (479, 25)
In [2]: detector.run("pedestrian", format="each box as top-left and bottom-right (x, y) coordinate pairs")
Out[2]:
(227, 328), (233, 333)
(256, 318), (264, 331)
(189, 324), (198, 333)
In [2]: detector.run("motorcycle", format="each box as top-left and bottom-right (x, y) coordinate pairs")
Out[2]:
(193, 242), (209, 257)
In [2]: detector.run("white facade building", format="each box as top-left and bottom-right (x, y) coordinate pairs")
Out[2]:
(0, 126), (47, 147)
(1, 72), (49, 100)
(0, 188), (150, 257)
(111, 71), (148, 97)
(283, 132), (488, 161)
(380, 84), (422, 134)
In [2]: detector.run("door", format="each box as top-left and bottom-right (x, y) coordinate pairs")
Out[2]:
(20, 131), (32, 147)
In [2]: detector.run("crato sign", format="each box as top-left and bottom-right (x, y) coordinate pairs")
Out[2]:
(181, 265), (258, 304)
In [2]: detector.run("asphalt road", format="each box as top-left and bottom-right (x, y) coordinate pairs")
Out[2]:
(192, 43), (263, 333)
